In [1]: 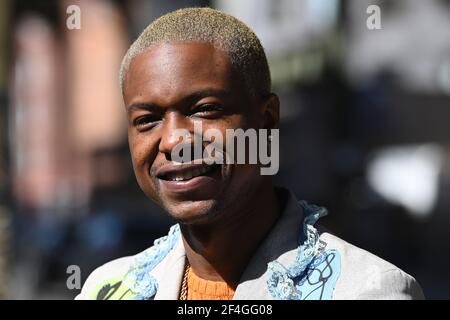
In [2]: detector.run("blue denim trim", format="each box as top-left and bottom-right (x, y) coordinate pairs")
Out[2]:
(123, 224), (181, 300)
(267, 201), (341, 300)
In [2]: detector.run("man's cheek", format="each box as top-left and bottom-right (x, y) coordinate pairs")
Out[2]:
(129, 147), (151, 188)
(129, 149), (143, 175)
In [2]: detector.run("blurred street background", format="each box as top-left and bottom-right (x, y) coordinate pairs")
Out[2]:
(0, 0), (449, 299)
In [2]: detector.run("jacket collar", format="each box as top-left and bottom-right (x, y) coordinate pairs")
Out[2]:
(233, 188), (304, 299)
(151, 236), (186, 300)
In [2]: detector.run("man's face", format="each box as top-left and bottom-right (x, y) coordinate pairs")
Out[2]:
(123, 42), (268, 224)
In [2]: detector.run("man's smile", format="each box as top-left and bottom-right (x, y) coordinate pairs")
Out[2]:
(154, 162), (223, 195)
(156, 162), (221, 181)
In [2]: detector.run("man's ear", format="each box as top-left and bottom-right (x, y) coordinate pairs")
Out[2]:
(260, 93), (280, 130)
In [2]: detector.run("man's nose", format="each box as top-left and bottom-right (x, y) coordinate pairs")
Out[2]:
(158, 112), (192, 158)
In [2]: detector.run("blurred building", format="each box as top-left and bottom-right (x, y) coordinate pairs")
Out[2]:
(0, 0), (11, 300)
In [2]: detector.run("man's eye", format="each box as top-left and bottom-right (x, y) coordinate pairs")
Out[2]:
(192, 104), (223, 117)
(133, 115), (160, 129)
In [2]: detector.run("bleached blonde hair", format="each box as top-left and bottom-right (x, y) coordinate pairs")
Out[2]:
(119, 7), (271, 97)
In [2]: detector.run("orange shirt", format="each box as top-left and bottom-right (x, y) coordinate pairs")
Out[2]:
(186, 267), (235, 300)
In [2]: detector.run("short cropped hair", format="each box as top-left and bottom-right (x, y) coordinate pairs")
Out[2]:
(120, 7), (271, 97)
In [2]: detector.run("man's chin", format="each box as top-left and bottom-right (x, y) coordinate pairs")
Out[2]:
(162, 199), (221, 225)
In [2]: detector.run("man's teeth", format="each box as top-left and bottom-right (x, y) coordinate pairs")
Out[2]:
(166, 166), (213, 181)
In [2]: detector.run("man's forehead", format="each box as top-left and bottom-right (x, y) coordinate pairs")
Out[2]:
(127, 42), (233, 81)
(123, 42), (239, 104)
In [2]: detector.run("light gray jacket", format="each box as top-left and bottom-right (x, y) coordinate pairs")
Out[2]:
(76, 190), (424, 300)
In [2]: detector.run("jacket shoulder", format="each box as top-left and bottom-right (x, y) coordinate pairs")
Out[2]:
(75, 224), (182, 300)
(75, 256), (135, 300)
(319, 230), (425, 299)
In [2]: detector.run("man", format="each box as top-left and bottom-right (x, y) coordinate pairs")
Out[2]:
(76, 7), (424, 300)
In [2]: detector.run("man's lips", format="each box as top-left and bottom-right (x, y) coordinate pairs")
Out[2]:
(156, 162), (219, 181)
(156, 162), (221, 181)
(155, 162), (222, 195)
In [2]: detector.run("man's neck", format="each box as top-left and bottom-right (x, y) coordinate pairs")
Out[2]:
(179, 182), (280, 288)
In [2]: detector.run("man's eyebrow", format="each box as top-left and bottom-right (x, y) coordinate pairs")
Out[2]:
(126, 88), (231, 112)
(184, 88), (231, 101)
(127, 103), (161, 113)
